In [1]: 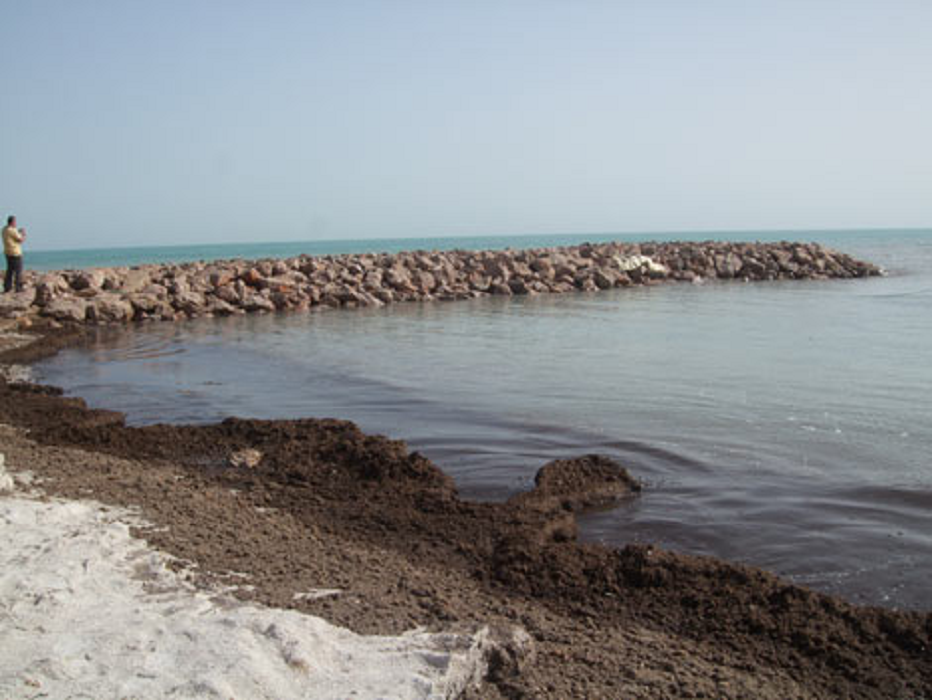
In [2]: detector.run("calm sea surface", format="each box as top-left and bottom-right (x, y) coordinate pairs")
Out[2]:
(34, 229), (932, 610)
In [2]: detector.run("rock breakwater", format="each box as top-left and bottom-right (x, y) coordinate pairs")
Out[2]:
(0, 241), (881, 327)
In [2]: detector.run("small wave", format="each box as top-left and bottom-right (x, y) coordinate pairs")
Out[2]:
(859, 285), (932, 299)
(88, 332), (188, 362)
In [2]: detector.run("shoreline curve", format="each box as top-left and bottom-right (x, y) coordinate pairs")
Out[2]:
(1, 316), (930, 697)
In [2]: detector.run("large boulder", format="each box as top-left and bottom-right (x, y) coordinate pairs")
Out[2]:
(335, 287), (363, 305)
(739, 257), (767, 279)
(592, 268), (617, 290)
(140, 283), (169, 298)
(90, 294), (135, 324)
(206, 298), (240, 316)
(715, 252), (743, 279)
(130, 294), (163, 315)
(466, 271), (491, 292)
(213, 284), (242, 305)
(120, 268), (153, 294)
(241, 292), (276, 312)
(529, 258), (555, 280)
(255, 275), (295, 292)
(507, 278), (529, 295)
(172, 290), (205, 315)
(68, 269), (105, 291)
(240, 268), (265, 287)
(384, 266), (413, 291)
(413, 270), (436, 293)
(483, 259), (511, 282)
(32, 274), (69, 307)
(362, 269), (384, 289)
(41, 298), (87, 324)
(209, 269), (236, 288)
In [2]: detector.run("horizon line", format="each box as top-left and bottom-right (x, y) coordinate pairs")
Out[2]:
(25, 225), (932, 255)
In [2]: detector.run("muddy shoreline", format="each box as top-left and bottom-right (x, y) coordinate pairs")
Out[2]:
(1, 327), (930, 698)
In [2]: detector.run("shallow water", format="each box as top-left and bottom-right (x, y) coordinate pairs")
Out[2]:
(36, 230), (932, 610)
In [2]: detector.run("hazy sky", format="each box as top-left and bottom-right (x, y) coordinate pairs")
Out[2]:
(2, 1), (930, 251)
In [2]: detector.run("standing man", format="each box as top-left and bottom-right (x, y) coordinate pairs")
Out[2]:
(3, 215), (27, 293)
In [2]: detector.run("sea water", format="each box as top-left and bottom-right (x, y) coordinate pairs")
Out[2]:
(34, 229), (932, 610)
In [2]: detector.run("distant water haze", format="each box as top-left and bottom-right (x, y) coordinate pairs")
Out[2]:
(35, 229), (932, 610)
(4, 5), (932, 249)
(23, 228), (928, 272)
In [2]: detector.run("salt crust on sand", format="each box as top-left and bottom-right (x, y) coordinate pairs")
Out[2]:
(0, 454), (488, 699)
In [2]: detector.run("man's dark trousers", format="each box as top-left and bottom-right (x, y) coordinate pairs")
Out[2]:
(4, 255), (23, 292)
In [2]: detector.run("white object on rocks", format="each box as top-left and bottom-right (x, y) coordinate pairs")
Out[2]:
(228, 448), (263, 469)
(613, 254), (667, 275)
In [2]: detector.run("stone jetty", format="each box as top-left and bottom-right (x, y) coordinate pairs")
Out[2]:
(0, 240), (882, 328)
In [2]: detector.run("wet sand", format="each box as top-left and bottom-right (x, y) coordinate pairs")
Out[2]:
(1, 327), (930, 698)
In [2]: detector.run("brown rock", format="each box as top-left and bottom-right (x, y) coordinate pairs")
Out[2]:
(210, 270), (236, 287)
(363, 270), (384, 289)
(129, 294), (162, 314)
(484, 260), (511, 281)
(172, 290), (205, 315)
(507, 278), (529, 295)
(0, 293), (32, 318)
(214, 285), (241, 305)
(206, 298), (240, 316)
(530, 259), (555, 280)
(69, 270), (105, 291)
(241, 268), (264, 287)
(413, 270), (436, 293)
(92, 294), (135, 324)
(593, 269), (616, 290)
(740, 257), (767, 279)
(466, 272), (491, 292)
(385, 267), (413, 291)
(121, 269), (152, 294)
(715, 253), (742, 279)
(241, 292), (276, 313)
(41, 298), (88, 324)
(140, 283), (169, 298)
(372, 288), (395, 304)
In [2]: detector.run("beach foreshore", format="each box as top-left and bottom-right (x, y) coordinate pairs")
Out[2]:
(0, 238), (928, 698)
(1, 320), (930, 699)
(0, 240), (880, 330)
(0, 445), (500, 699)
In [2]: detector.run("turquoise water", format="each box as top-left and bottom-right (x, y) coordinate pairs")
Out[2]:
(30, 232), (646, 271)
(25, 228), (928, 272)
(35, 229), (932, 610)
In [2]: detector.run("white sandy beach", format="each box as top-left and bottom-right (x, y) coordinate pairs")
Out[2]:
(0, 452), (490, 700)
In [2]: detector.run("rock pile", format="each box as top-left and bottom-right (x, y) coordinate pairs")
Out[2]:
(0, 240), (882, 327)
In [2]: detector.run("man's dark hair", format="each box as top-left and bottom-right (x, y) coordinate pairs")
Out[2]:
(6, 216), (14, 225)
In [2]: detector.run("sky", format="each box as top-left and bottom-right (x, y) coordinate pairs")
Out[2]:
(1, 1), (930, 251)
